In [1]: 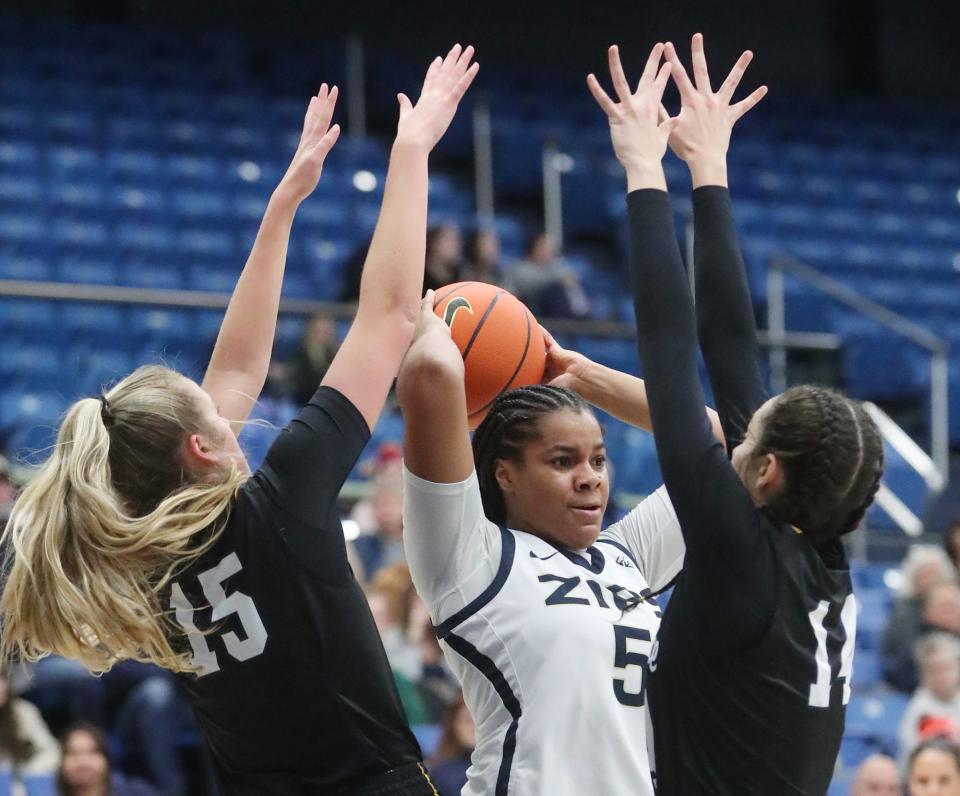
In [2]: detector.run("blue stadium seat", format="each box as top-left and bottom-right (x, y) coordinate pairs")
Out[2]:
(122, 258), (185, 290)
(54, 254), (116, 285)
(845, 691), (908, 743)
(177, 228), (236, 260)
(0, 252), (52, 281)
(187, 263), (240, 293)
(62, 303), (127, 340)
(49, 179), (105, 211)
(171, 189), (230, 221)
(116, 221), (175, 255)
(0, 173), (42, 206)
(129, 307), (195, 348)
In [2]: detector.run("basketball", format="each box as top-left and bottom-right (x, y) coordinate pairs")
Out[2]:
(433, 281), (546, 428)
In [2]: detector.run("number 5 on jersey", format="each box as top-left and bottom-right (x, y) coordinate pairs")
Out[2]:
(171, 553), (268, 676)
(613, 625), (650, 707)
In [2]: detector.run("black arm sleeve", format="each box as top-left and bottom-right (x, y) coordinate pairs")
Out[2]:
(257, 386), (370, 525)
(627, 189), (776, 647)
(693, 186), (768, 450)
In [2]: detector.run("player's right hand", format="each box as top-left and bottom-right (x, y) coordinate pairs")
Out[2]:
(275, 83), (341, 206)
(395, 44), (479, 154)
(412, 289), (454, 345)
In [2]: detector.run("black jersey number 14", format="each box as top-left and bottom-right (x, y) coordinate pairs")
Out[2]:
(807, 594), (857, 708)
(170, 553), (268, 676)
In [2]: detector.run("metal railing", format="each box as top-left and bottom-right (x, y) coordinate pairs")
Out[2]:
(766, 254), (950, 480)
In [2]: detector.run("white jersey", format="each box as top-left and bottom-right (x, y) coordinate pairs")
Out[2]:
(403, 467), (684, 796)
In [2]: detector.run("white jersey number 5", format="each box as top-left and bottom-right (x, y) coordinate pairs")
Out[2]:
(170, 553), (268, 676)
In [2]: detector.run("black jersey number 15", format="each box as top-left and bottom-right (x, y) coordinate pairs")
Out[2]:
(170, 552), (269, 676)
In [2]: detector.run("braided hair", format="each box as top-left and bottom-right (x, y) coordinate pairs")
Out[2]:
(756, 385), (883, 543)
(472, 385), (592, 525)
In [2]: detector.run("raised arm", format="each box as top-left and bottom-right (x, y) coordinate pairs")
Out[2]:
(664, 35), (768, 448)
(590, 44), (776, 645)
(398, 291), (474, 484)
(398, 293), (500, 622)
(321, 45), (478, 431)
(541, 326), (724, 444)
(203, 85), (341, 434)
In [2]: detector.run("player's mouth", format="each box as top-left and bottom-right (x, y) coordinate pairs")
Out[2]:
(570, 504), (602, 520)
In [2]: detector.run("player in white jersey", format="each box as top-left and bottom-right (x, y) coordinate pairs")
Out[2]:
(397, 288), (723, 795)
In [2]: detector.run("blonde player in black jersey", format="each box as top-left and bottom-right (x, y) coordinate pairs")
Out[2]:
(589, 35), (884, 793)
(1, 46), (478, 795)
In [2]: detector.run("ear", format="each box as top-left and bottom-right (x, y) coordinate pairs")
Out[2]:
(494, 458), (516, 496)
(184, 432), (219, 469)
(755, 452), (784, 500)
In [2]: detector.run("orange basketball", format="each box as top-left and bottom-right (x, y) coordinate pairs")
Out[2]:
(433, 281), (546, 429)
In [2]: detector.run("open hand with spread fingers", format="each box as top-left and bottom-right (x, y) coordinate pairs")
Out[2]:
(396, 43), (479, 154)
(662, 34), (768, 186)
(276, 83), (341, 206)
(587, 43), (675, 191)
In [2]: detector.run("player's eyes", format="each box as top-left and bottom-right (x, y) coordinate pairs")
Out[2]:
(552, 457), (571, 468)
(593, 455), (607, 468)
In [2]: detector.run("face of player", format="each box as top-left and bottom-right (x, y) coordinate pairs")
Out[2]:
(496, 408), (609, 550)
(61, 730), (110, 790)
(731, 395), (780, 504)
(909, 748), (960, 796)
(180, 377), (250, 476)
(925, 650), (960, 701)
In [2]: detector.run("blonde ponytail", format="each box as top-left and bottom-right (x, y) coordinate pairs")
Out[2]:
(0, 365), (247, 673)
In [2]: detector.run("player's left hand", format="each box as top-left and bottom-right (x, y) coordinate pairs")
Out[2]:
(541, 326), (592, 391)
(662, 34), (768, 167)
(275, 83), (341, 206)
(587, 43), (675, 175)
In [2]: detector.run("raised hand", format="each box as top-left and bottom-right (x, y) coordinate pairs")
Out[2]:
(541, 327), (591, 391)
(276, 83), (341, 205)
(662, 34), (767, 185)
(587, 43), (674, 190)
(396, 44), (479, 154)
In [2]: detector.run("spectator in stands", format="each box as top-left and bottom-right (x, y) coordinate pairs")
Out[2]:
(22, 659), (187, 796)
(900, 634), (960, 764)
(286, 312), (340, 405)
(850, 754), (902, 796)
(504, 231), (589, 318)
(424, 223), (464, 291)
(351, 445), (405, 582)
(408, 597), (460, 723)
(0, 671), (59, 781)
(57, 724), (158, 796)
(907, 737), (960, 795)
(366, 572), (429, 726)
(428, 696), (475, 796)
(885, 546), (959, 692)
(461, 228), (503, 285)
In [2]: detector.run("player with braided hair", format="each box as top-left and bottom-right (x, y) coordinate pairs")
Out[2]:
(398, 276), (722, 793)
(589, 34), (883, 793)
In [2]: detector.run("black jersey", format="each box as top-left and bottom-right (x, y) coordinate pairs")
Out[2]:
(167, 388), (426, 795)
(650, 525), (854, 794)
(627, 187), (853, 794)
